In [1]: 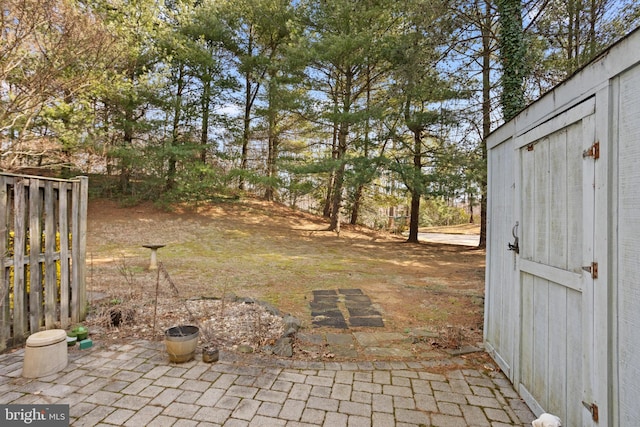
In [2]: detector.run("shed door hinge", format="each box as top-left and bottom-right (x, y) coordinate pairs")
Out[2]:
(582, 401), (599, 422)
(583, 142), (600, 159)
(582, 262), (598, 279)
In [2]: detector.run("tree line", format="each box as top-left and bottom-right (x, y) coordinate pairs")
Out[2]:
(2, 0), (638, 246)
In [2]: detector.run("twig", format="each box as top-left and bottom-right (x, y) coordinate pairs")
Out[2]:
(116, 253), (136, 287)
(157, 262), (214, 342)
(220, 281), (229, 319)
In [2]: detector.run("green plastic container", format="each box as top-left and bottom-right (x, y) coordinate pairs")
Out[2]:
(71, 326), (89, 341)
(68, 326), (88, 341)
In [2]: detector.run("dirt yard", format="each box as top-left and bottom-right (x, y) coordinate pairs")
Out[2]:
(84, 198), (486, 361)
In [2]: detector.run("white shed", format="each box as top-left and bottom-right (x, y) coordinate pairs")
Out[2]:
(485, 27), (640, 426)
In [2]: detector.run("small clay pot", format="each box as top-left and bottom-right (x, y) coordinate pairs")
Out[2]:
(202, 347), (219, 363)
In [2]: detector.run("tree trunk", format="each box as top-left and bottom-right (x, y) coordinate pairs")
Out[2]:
(588, 0), (597, 57)
(166, 65), (185, 191)
(350, 63), (372, 226)
(323, 109), (339, 218)
(264, 140), (276, 201)
(350, 184), (363, 225)
(568, 0), (575, 61)
(479, 0), (492, 249)
(239, 24), (254, 191)
(497, 0), (526, 121)
(200, 74), (211, 164)
(329, 161), (346, 231)
(329, 123), (348, 231)
(574, 0), (582, 64)
(323, 172), (334, 218)
(407, 131), (422, 243)
(329, 70), (353, 231)
(239, 74), (251, 191)
(264, 102), (277, 201)
(120, 103), (134, 194)
(407, 188), (420, 243)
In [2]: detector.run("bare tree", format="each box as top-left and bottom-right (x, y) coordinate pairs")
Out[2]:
(0, 0), (114, 171)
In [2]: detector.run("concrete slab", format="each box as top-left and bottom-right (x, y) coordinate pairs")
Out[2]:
(344, 295), (371, 304)
(410, 327), (439, 339)
(311, 296), (339, 304)
(348, 317), (384, 327)
(325, 334), (355, 346)
(309, 301), (339, 311)
(353, 332), (407, 347)
(296, 333), (324, 345)
(329, 347), (358, 358)
(325, 334), (357, 358)
(445, 345), (483, 356)
(312, 289), (337, 296)
(347, 306), (381, 317)
(312, 316), (347, 329)
(364, 347), (414, 358)
(310, 308), (342, 317)
(338, 288), (363, 295)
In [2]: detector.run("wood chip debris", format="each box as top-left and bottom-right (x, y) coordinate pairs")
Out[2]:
(86, 297), (286, 353)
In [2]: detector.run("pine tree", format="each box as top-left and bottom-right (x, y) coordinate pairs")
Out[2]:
(497, 0), (526, 121)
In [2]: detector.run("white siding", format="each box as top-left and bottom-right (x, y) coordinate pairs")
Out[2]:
(616, 64), (640, 425)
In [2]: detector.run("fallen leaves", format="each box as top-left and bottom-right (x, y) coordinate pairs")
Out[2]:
(86, 296), (286, 354)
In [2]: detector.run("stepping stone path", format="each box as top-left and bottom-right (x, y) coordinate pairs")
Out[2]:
(311, 288), (384, 329)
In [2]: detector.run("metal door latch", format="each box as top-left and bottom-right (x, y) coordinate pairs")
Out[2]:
(582, 262), (599, 279)
(507, 222), (519, 254)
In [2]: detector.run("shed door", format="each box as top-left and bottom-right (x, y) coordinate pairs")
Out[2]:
(516, 101), (596, 426)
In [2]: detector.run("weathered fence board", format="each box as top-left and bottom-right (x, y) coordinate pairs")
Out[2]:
(29, 178), (42, 333)
(59, 183), (70, 328)
(0, 173), (88, 351)
(13, 181), (26, 341)
(44, 182), (57, 329)
(0, 177), (8, 341)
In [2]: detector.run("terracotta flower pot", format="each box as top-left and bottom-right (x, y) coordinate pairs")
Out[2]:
(164, 325), (199, 363)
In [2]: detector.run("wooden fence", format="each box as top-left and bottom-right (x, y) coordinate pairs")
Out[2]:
(0, 173), (88, 351)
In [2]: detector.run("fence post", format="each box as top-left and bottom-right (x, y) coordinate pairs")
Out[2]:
(78, 177), (88, 320)
(71, 176), (88, 323)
